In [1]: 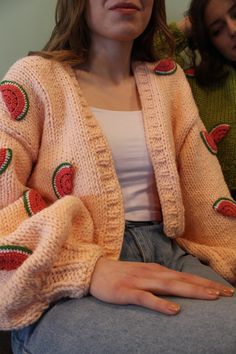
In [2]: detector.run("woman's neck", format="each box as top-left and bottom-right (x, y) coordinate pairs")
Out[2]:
(76, 36), (141, 111)
(80, 37), (134, 83)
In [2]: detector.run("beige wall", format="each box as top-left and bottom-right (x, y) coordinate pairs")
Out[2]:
(166, 0), (190, 22)
(0, 0), (57, 78)
(0, 0), (190, 78)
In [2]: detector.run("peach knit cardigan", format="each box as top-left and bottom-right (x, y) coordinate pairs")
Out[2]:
(0, 56), (235, 330)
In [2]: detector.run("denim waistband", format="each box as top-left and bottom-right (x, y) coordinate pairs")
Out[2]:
(125, 220), (161, 228)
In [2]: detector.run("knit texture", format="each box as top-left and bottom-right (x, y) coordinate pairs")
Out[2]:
(156, 24), (236, 191)
(0, 56), (235, 330)
(187, 68), (236, 191)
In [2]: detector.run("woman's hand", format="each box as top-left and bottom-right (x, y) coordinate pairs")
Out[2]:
(90, 258), (234, 315)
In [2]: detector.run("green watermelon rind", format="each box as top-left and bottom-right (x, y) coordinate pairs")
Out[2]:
(213, 197), (236, 217)
(0, 244), (32, 255)
(0, 80), (29, 121)
(0, 245), (33, 271)
(154, 60), (177, 76)
(200, 131), (218, 155)
(0, 148), (12, 175)
(23, 190), (46, 217)
(52, 162), (73, 199)
(23, 190), (34, 217)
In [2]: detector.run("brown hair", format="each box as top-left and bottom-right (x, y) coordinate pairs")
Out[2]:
(188, 0), (235, 86)
(30, 0), (174, 66)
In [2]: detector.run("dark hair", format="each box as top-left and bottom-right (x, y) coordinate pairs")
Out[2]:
(29, 0), (174, 66)
(188, 0), (233, 86)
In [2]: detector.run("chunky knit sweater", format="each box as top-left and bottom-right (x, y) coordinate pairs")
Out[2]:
(154, 24), (236, 192)
(186, 67), (236, 193)
(0, 56), (235, 330)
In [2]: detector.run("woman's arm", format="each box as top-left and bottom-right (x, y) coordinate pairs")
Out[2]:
(0, 58), (103, 330)
(170, 67), (236, 284)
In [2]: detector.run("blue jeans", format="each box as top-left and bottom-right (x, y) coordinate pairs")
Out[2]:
(12, 222), (236, 353)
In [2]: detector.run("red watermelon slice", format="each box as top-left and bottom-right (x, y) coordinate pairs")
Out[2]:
(213, 198), (236, 218)
(200, 131), (218, 155)
(184, 67), (195, 77)
(209, 124), (231, 144)
(0, 245), (32, 271)
(0, 148), (12, 175)
(0, 80), (29, 121)
(23, 189), (46, 217)
(154, 59), (177, 75)
(52, 162), (74, 199)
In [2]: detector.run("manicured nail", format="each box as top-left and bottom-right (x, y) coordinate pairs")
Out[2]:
(222, 288), (234, 296)
(168, 304), (180, 313)
(206, 289), (220, 297)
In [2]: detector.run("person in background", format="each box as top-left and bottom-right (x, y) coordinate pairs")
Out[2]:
(0, 0), (235, 353)
(154, 0), (236, 197)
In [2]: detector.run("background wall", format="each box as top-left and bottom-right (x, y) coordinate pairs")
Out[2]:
(166, 0), (190, 22)
(0, 0), (57, 78)
(0, 0), (190, 78)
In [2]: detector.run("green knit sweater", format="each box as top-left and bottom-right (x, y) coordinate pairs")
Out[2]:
(154, 25), (236, 192)
(187, 66), (236, 192)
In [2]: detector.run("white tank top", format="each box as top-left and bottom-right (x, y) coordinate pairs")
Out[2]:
(92, 107), (162, 221)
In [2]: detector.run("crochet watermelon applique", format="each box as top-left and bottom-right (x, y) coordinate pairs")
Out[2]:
(0, 148), (12, 175)
(213, 198), (236, 218)
(200, 124), (231, 155)
(209, 124), (230, 144)
(0, 80), (29, 121)
(154, 59), (177, 75)
(52, 162), (74, 199)
(0, 245), (32, 271)
(23, 190), (46, 217)
(184, 67), (195, 78)
(200, 131), (218, 155)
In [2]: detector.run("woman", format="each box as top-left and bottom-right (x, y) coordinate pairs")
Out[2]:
(0, 0), (235, 353)
(158, 0), (236, 197)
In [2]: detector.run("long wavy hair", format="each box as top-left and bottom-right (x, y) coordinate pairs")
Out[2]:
(188, 0), (235, 86)
(29, 0), (174, 66)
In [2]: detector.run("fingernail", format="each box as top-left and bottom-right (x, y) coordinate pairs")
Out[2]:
(206, 289), (220, 296)
(168, 304), (180, 313)
(222, 288), (234, 296)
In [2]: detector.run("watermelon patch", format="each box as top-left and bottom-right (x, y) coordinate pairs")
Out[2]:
(23, 189), (46, 217)
(209, 124), (231, 144)
(0, 80), (29, 121)
(52, 162), (74, 199)
(200, 131), (218, 155)
(0, 148), (12, 175)
(154, 59), (177, 75)
(184, 67), (195, 78)
(0, 245), (32, 271)
(213, 198), (236, 218)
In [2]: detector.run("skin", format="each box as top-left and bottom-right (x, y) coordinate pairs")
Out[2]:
(205, 0), (236, 62)
(91, 259), (234, 315)
(79, 0), (235, 315)
(86, 0), (154, 43)
(77, 0), (154, 110)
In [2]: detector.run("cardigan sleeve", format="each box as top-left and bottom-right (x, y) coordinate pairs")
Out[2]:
(0, 59), (103, 330)
(175, 83), (236, 284)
